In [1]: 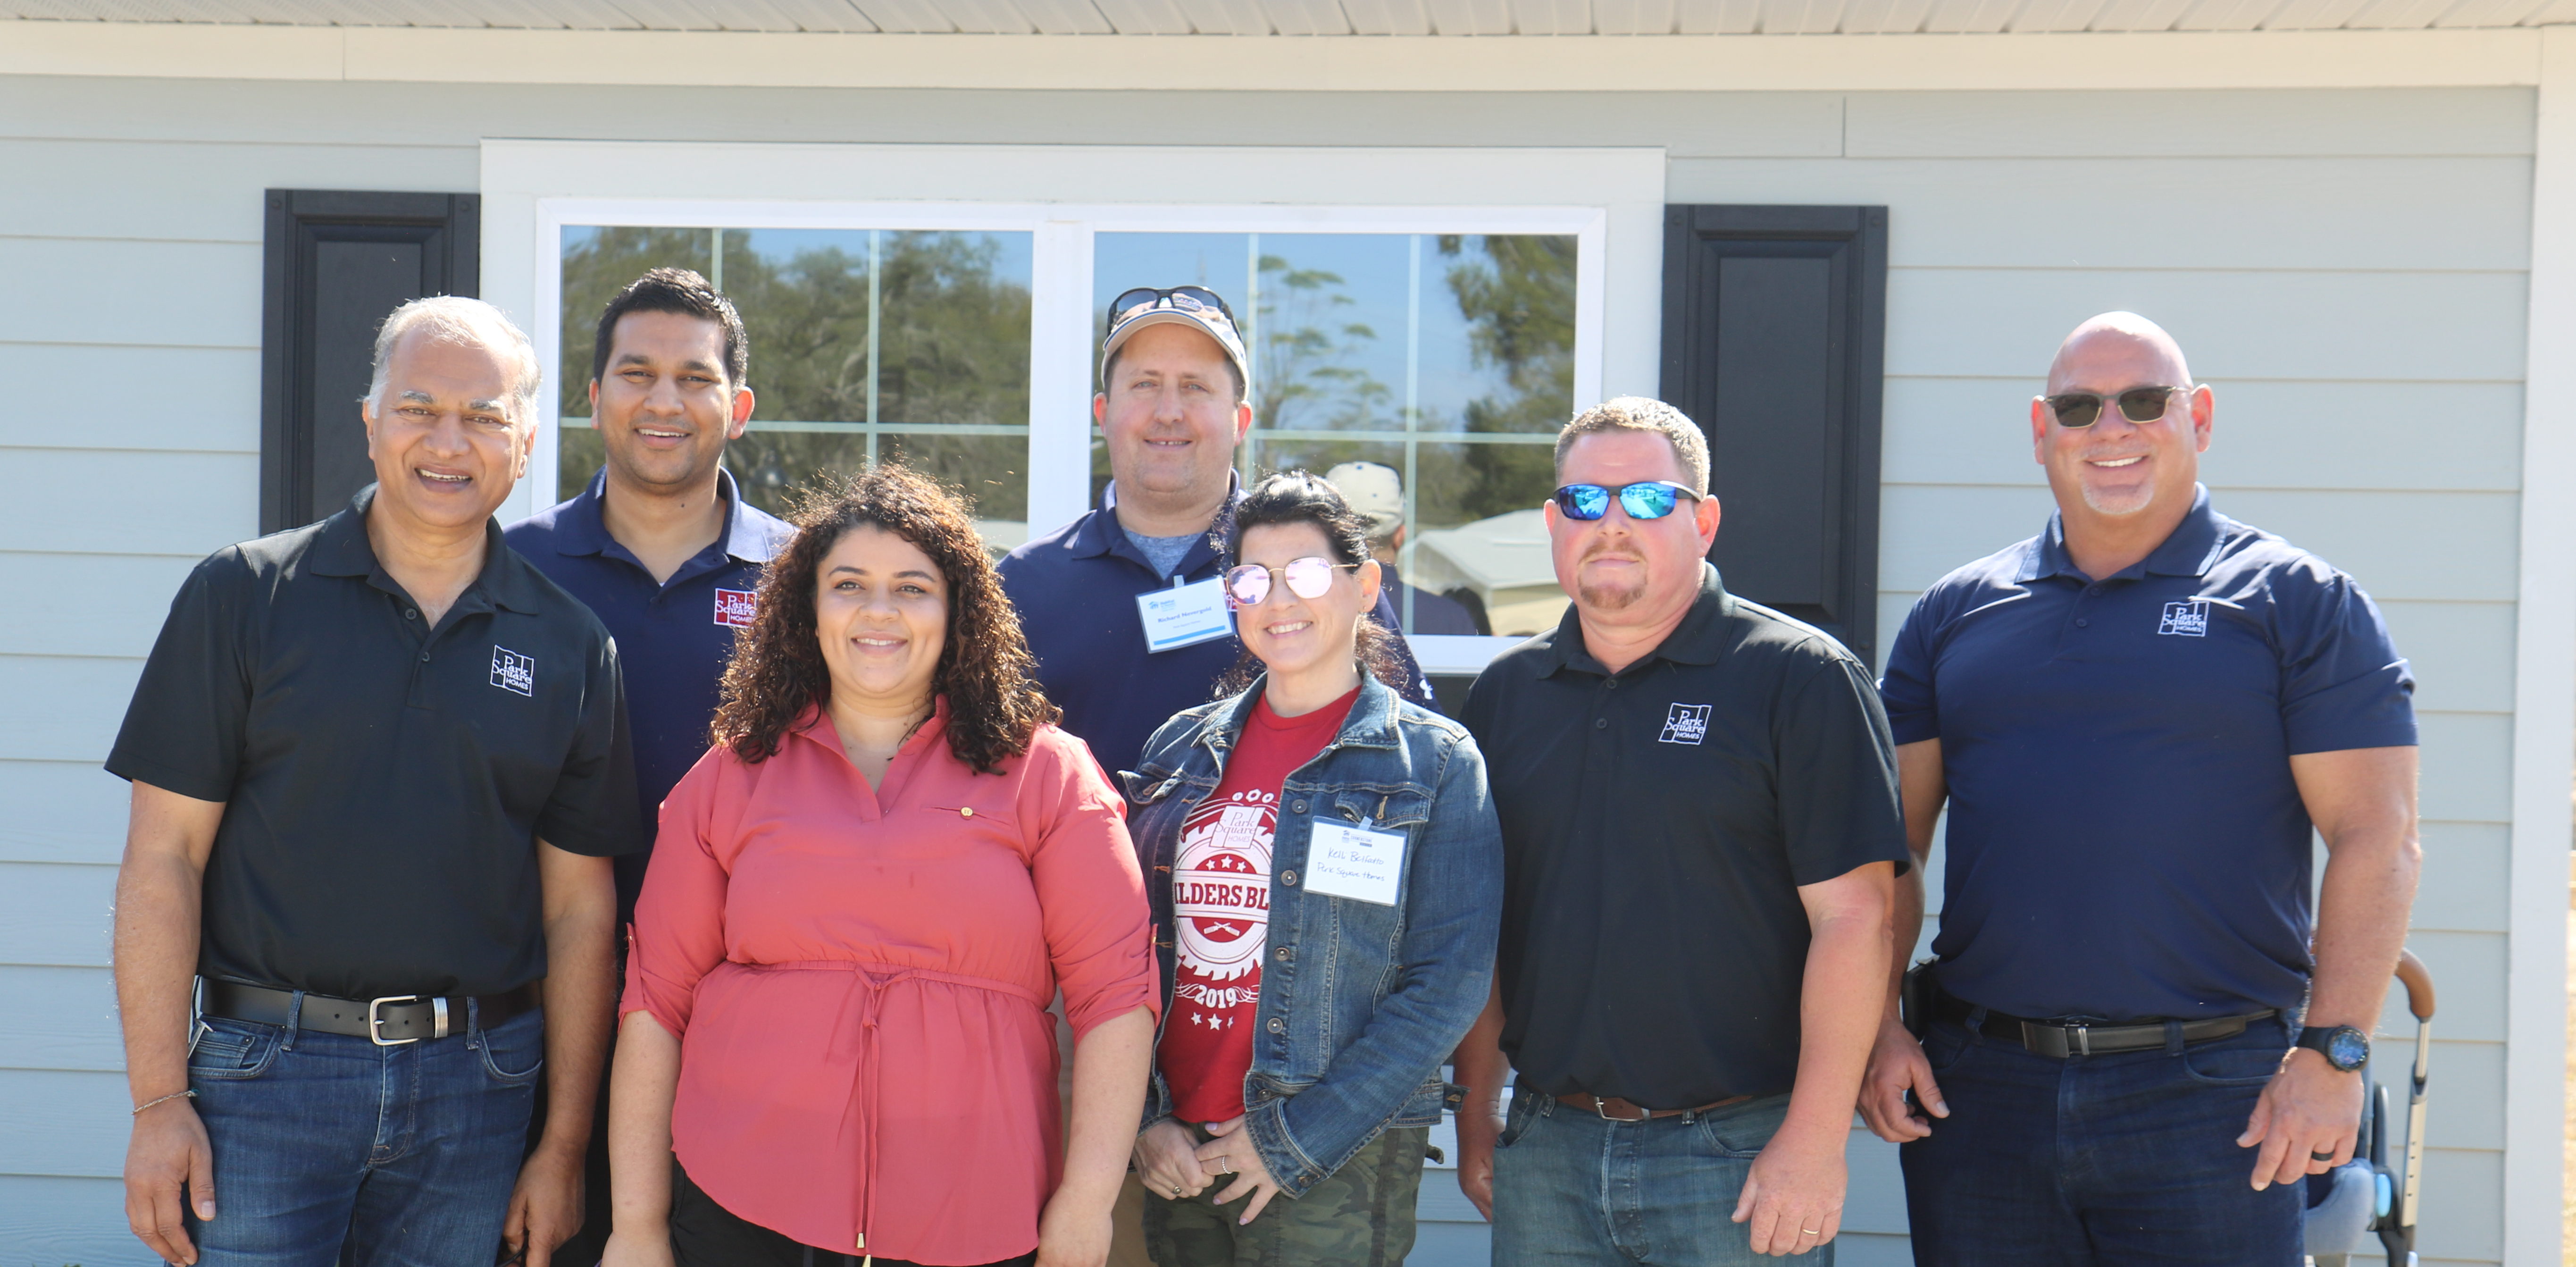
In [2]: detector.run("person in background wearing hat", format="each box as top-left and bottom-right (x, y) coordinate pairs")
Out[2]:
(997, 285), (1433, 1267)
(997, 286), (1431, 785)
(1321, 461), (1485, 637)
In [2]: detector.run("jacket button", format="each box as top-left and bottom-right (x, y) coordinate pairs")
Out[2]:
(1275, 946), (1294, 963)
(1280, 870), (1297, 886)
(1268, 1017), (1286, 1033)
(1291, 800), (1307, 814)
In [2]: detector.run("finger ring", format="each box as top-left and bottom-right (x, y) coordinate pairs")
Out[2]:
(1217, 1159), (1231, 1175)
(2311, 1150), (2336, 1161)
(1801, 1228), (1820, 1236)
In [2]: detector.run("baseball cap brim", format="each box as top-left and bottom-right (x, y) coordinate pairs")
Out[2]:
(1101, 308), (1251, 390)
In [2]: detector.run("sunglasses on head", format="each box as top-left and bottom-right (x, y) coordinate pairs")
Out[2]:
(2043, 385), (2184, 429)
(1551, 481), (1704, 522)
(1109, 285), (1237, 327)
(1225, 556), (1361, 607)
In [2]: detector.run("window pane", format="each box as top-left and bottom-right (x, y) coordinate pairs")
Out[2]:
(1092, 231), (1575, 633)
(558, 226), (1032, 544)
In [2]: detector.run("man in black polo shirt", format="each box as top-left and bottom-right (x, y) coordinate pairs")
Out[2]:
(1861, 313), (2419, 1265)
(109, 297), (636, 1267)
(1452, 397), (1907, 1264)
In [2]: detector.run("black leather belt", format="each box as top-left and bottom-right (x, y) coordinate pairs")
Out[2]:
(1935, 993), (2275, 1060)
(202, 979), (539, 1046)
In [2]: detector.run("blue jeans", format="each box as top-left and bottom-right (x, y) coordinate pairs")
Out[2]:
(179, 1004), (545, 1267)
(1490, 1088), (1815, 1267)
(1899, 1014), (2303, 1266)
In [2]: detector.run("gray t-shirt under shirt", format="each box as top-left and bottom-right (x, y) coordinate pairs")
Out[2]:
(1127, 528), (1202, 579)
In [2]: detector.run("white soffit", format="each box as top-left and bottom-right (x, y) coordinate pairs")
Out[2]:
(5, 0), (2568, 30)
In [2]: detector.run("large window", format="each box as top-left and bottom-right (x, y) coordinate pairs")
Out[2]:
(521, 188), (1623, 660)
(557, 226), (1035, 542)
(1094, 232), (1576, 635)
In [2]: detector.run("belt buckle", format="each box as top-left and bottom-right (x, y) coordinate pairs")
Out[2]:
(368, 994), (421, 1047)
(1592, 1097), (1649, 1123)
(2068, 1023), (2091, 1057)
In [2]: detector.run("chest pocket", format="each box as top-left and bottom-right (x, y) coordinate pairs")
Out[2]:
(1325, 787), (1432, 831)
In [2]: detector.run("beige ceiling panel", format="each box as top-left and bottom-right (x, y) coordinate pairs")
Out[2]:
(1591, 0), (1673, 32)
(2007, 0), (2104, 29)
(2173, 0), (2284, 29)
(1262, 0), (1354, 32)
(1171, 0), (1270, 29)
(849, 0), (957, 26)
(1834, 0), (1933, 32)
(751, 0), (877, 28)
(1089, 0), (1195, 29)
(1336, 0), (1429, 32)
(2083, 0), (2190, 28)
(1921, 0), (2023, 31)
(2518, 0), (2576, 19)
(2257, 0), (2371, 26)
(1673, 0), (1758, 31)
(2432, 0), (2546, 23)
(2341, 0), (2447, 24)
(1422, 0), (1510, 32)
(1757, 0), (1843, 31)
(599, 0), (724, 25)
(933, 0), (1036, 31)
(1507, 0), (1591, 32)
(1009, 0), (1111, 29)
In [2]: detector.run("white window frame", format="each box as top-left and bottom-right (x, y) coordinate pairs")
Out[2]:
(482, 142), (1666, 670)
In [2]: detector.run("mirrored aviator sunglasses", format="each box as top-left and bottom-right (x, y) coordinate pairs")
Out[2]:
(1109, 285), (1237, 327)
(1552, 481), (1700, 521)
(1225, 556), (1356, 606)
(2045, 385), (2182, 428)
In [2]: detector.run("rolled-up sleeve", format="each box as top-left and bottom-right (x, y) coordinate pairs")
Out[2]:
(621, 747), (734, 1039)
(1020, 730), (1159, 1041)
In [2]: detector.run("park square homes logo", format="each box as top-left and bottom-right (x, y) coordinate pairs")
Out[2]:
(1659, 703), (1712, 746)
(490, 646), (535, 697)
(2158, 600), (2212, 638)
(713, 588), (758, 628)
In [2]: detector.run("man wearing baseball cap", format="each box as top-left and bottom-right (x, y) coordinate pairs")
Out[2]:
(1322, 461), (1484, 637)
(998, 285), (1430, 784)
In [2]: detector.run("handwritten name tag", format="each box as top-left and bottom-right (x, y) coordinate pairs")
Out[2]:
(1137, 577), (1233, 654)
(1304, 820), (1406, 906)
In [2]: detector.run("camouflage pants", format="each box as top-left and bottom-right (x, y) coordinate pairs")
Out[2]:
(1142, 1123), (1428, 1267)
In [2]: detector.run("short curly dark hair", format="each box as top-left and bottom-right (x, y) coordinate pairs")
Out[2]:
(711, 463), (1058, 774)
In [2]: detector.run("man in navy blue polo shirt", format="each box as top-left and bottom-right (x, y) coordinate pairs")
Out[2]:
(504, 267), (788, 1262)
(1863, 312), (2421, 1265)
(997, 285), (1427, 785)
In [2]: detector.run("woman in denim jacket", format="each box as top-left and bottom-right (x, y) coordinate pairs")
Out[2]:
(1123, 471), (1502, 1267)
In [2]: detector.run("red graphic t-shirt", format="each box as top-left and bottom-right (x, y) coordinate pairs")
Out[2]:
(1157, 687), (1361, 1124)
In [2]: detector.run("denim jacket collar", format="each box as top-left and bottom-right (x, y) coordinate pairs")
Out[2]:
(1191, 669), (1406, 772)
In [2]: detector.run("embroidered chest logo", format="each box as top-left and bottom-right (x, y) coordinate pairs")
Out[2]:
(1659, 703), (1712, 746)
(489, 646), (535, 696)
(2158, 600), (2211, 638)
(713, 588), (758, 628)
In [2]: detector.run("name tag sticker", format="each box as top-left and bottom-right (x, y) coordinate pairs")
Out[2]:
(1304, 820), (1406, 906)
(1137, 577), (1233, 654)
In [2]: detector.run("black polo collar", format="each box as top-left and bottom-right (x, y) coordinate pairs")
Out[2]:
(1536, 562), (1734, 679)
(307, 485), (546, 616)
(2019, 483), (2228, 585)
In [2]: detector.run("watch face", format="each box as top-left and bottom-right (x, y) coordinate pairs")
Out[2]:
(2327, 1028), (2370, 1070)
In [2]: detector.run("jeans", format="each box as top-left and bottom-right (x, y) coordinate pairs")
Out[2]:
(1490, 1089), (1813, 1267)
(179, 1004), (544, 1267)
(1141, 1123), (1427, 1267)
(1899, 1014), (2303, 1266)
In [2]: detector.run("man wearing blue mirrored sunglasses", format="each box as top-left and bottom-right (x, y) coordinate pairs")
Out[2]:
(1452, 396), (1907, 1265)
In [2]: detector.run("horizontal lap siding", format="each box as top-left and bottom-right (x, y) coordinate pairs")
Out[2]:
(0, 76), (2534, 1267)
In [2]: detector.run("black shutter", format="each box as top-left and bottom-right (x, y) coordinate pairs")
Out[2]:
(1660, 204), (1889, 665)
(260, 191), (480, 534)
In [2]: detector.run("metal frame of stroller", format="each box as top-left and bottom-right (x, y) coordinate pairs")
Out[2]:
(2306, 948), (2435, 1267)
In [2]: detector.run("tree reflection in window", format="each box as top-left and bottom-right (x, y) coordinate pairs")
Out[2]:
(558, 226), (1031, 529)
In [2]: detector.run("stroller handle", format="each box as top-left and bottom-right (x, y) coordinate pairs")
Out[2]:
(2393, 949), (2435, 1022)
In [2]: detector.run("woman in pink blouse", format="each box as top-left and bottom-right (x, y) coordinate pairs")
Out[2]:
(602, 465), (1158, 1267)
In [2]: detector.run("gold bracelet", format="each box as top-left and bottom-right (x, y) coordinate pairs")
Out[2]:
(133, 1089), (197, 1115)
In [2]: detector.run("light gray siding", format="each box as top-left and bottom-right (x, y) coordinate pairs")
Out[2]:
(0, 74), (2532, 1266)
